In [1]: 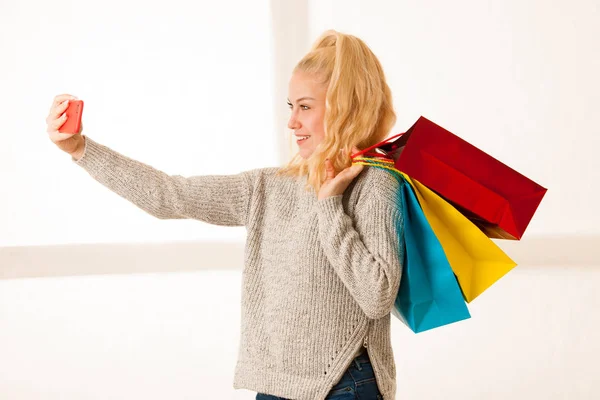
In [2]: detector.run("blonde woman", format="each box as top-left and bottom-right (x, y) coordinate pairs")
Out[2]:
(46, 29), (403, 400)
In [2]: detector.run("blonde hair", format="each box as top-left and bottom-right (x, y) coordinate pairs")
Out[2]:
(276, 29), (397, 194)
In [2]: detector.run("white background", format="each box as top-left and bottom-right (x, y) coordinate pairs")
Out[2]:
(1, 0), (598, 399)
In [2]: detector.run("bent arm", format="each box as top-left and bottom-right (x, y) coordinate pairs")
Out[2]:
(316, 192), (404, 320)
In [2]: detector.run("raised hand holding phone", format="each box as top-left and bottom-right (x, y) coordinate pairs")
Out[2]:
(46, 94), (86, 160)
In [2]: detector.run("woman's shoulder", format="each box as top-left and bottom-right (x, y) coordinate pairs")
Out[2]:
(353, 164), (403, 208)
(238, 166), (291, 189)
(239, 166), (280, 179)
(357, 164), (402, 190)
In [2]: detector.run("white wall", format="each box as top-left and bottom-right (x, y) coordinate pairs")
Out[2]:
(2, 0), (600, 399)
(0, 0), (278, 247)
(1, 0), (599, 246)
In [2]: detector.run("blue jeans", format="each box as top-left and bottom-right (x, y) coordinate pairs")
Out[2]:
(256, 348), (383, 399)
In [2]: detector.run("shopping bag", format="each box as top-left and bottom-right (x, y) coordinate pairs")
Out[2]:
(352, 116), (548, 240)
(389, 172), (471, 333)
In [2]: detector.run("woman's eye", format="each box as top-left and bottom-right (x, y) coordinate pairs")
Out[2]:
(287, 103), (309, 110)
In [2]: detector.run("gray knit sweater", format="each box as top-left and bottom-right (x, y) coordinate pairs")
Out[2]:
(73, 136), (404, 400)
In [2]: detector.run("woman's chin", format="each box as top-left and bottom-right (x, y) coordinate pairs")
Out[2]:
(298, 147), (313, 159)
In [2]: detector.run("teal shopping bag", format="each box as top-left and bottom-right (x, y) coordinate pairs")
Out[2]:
(391, 175), (471, 333)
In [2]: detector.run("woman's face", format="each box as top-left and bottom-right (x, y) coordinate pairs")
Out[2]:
(287, 70), (327, 159)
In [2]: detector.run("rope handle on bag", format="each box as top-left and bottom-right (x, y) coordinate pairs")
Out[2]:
(352, 155), (407, 182)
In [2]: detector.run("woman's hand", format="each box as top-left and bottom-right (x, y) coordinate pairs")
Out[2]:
(317, 146), (364, 201)
(46, 94), (85, 160)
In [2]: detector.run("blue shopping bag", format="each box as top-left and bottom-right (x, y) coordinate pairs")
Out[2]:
(391, 175), (471, 333)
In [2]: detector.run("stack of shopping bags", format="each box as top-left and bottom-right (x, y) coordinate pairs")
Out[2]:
(350, 116), (547, 333)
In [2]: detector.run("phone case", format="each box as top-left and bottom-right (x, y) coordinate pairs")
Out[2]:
(59, 99), (84, 134)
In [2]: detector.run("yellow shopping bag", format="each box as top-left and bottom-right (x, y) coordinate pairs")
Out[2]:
(403, 174), (517, 302)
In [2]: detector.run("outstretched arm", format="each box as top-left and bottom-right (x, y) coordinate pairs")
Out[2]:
(73, 136), (253, 227)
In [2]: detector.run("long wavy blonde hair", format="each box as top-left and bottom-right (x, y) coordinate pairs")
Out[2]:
(276, 29), (397, 194)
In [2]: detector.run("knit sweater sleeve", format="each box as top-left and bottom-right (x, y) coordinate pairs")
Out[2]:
(315, 178), (404, 320)
(72, 136), (253, 226)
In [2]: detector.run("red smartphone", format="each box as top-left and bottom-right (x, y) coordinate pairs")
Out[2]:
(59, 99), (84, 134)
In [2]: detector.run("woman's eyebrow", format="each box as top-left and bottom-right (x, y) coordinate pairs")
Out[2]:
(287, 97), (316, 103)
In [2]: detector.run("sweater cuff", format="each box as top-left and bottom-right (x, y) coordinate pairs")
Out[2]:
(71, 136), (107, 171)
(316, 195), (346, 234)
(316, 194), (344, 216)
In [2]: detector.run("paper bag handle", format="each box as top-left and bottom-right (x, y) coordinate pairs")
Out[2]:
(350, 131), (406, 160)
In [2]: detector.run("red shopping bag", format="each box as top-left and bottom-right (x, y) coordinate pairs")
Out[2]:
(352, 116), (547, 240)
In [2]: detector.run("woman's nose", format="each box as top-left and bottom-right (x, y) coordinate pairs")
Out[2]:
(287, 114), (300, 130)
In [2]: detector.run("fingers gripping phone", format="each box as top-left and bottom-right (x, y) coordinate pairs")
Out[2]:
(59, 99), (84, 134)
